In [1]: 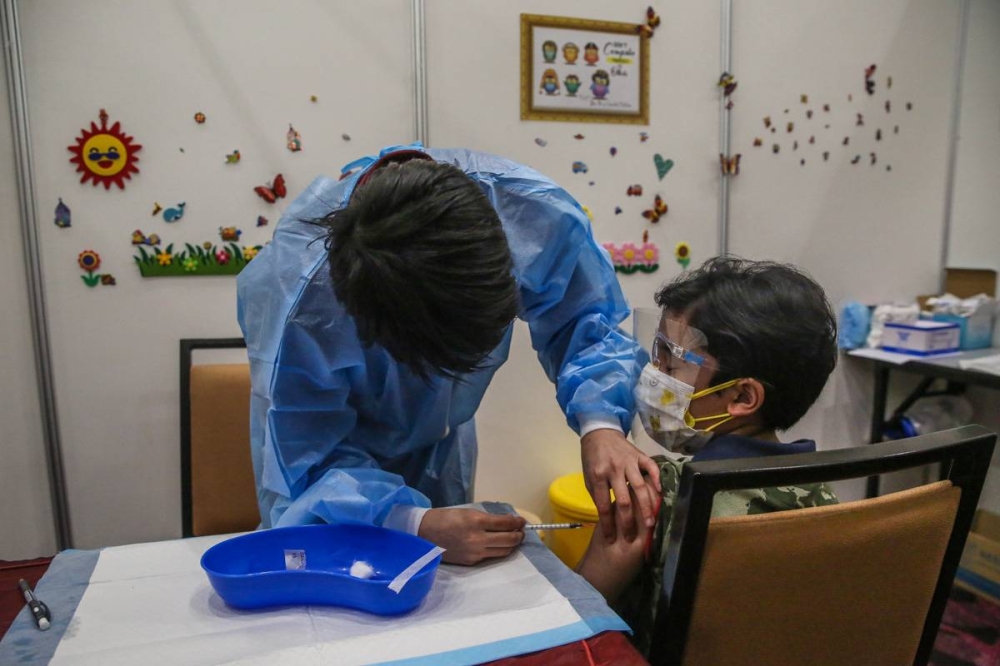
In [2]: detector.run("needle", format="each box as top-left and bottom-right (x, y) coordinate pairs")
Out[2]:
(523, 522), (585, 531)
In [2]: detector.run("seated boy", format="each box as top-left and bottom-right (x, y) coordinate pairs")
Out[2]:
(576, 256), (840, 655)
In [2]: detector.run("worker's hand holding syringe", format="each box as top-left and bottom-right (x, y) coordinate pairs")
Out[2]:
(419, 509), (526, 565)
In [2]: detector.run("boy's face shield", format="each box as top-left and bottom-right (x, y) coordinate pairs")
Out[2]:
(650, 319), (719, 387)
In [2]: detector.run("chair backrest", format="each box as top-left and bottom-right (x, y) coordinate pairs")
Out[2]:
(649, 424), (996, 666)
(180, 338), (260, 538)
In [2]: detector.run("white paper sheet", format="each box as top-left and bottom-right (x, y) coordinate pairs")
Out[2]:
(47, 535), (589, 666)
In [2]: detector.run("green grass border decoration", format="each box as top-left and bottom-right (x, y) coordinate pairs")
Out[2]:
(134, 241), (263, 278)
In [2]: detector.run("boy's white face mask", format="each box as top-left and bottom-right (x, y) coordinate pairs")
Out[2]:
(633, 364), (740, 454)
(631, 317), (739, 454)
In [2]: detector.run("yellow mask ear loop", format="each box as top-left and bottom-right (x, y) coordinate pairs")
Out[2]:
(689, 378), (741, 401)
(683, 379), (742, 430)
(685, 412), (735, 431)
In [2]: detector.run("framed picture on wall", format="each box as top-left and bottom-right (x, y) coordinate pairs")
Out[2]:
(520, 13), (649, 125)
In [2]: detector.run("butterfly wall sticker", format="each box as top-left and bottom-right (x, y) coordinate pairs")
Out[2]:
(719, 153), (741, 176)
(718, 72), (737, 97)
(642, 194), (668, 223)
(254, 174), (287, 204)
(864, 64), (877, 95)
(636, 6), (661, 38)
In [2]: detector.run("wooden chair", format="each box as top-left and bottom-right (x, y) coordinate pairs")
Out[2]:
(649, 424), (996, 666)
(179, 338), (260, 538)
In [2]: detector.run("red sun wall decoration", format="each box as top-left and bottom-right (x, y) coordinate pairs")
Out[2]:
(67, 109), (142, 190)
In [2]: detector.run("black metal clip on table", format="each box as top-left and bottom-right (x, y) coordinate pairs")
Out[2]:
(848, 347), (1000, 498)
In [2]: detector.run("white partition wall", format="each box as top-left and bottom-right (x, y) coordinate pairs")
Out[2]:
(16, 0), (415, 549)
(0, 54), (56, 560)
(728, 0), (960, 304)
(947, 0), (1000, 277)
(725, 0), (964, 500)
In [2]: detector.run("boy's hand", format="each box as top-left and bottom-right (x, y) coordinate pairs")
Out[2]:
(576, 482), (659, 603)
(581, 429), (662, 544)
(419, 508), (525, 566)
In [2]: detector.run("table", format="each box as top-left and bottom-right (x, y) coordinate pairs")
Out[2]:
(0, 503), (649, 666)
(0, 565), (643, 666)
(848, 347), (1000, 497)
(0, 557), (52, 638)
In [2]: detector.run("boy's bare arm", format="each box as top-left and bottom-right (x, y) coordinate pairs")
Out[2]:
(575, 484), (657, 603)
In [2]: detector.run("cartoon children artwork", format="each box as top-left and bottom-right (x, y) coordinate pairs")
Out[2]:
(542, 40), (558, 63)
(540, 69), (560, 95)
(531, 29), (643, 110)
(591, 70), (610, 99)
(564, 74), (582, 97)
(563, 42), (579, 65)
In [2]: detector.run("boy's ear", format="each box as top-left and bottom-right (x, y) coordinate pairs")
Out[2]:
(726, 378), (766, 418)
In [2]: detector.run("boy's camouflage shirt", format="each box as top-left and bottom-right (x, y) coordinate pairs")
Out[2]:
(616, 453), (839, 656)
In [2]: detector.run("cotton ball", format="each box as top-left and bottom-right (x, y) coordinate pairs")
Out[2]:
(349, 560), (375, 579)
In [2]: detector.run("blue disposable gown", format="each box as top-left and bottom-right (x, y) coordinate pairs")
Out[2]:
(237, 145), (640, 529)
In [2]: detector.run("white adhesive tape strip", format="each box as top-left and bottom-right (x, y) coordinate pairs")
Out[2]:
(387, 546), (446, 594)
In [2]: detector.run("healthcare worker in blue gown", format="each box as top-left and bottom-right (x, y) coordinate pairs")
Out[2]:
(237, 145), (662, 565)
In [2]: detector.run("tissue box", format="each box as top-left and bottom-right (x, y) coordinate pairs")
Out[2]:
(881, 320), (960, 356)
(932, 309), (994, 350)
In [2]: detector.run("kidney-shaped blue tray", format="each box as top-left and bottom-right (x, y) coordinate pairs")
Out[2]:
(200, 523), (442, 615)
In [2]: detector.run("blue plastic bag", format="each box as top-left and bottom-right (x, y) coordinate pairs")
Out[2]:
(838, 301), (871, 350)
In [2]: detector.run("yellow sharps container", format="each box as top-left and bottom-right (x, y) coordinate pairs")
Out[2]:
(547, 472), (598, 568)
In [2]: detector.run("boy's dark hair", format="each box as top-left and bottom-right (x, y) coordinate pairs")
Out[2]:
(319, 159), (519, 380)
(654, 256), (837, 430)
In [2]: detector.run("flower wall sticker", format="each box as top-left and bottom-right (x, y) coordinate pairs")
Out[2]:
(602, 240), (659, 274)
(67, 109), (142, 190)
(78, 250), (115, 287)
(675, 242), (692, 269)
(79, 250), (100, 285)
